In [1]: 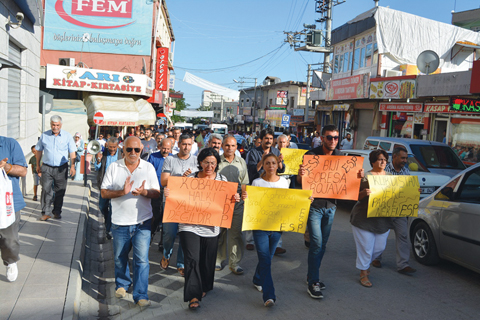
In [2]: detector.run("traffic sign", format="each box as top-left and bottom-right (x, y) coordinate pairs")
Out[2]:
(281, 114), (291, 127)
(93, 112), (104, 125)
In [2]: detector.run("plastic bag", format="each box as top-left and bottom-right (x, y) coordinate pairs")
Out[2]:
(0, 168), (15, 229)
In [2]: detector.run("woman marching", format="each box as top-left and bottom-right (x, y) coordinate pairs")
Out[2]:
(350, 149), (393, 287)
(166, 147), (239, 310)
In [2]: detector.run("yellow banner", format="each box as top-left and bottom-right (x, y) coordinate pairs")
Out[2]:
(242, 186), (312, 233)
(367, 175), (420, 218)
(280, 148), (308, 175)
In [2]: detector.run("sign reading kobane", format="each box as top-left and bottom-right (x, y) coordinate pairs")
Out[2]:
(163, 176), (238, 228)
(302, 155), (363, 200)
(367, 175), (420, 218)
(242, 186), (312, 233)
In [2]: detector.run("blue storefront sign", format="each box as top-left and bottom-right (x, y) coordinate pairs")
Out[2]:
(281, 114), (291, 127)
(43, 0), (153, 56)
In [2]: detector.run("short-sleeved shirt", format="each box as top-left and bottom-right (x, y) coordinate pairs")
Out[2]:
(218, 154), (249, 194)
(340, 138), (354, 150)
(29, 156), (37, 173)
(162, 154), (198, 177)
(385, 162), (410, 175)
(141, 138), (157, 155)
(101, 159), (160, 226)
(35, 129), (76, 166)
(0, 136), (27, 212)
(252, 176), (289, 189)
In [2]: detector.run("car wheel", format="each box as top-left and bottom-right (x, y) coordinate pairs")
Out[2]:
(412, 221), (440, 265)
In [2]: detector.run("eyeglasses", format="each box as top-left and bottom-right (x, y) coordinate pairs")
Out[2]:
(376, 158), (387, 162)
(324, 135), (339, 141)
(201, 161), (217, 167)
(126, 147), (141, 153)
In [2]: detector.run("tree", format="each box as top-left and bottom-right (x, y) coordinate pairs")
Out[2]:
(171, 98), (188, 123)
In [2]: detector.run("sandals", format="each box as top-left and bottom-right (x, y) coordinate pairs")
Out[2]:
(360, 275), (373, 288)
(188, 298), (200, 310)
(202, 292), (207, 298)
(177, 267), (185, 277)
(160, 257), (169, 270)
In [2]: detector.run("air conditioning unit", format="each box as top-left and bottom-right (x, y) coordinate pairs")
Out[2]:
(384, 70), (402, 77)
(59, 58), (75, 66)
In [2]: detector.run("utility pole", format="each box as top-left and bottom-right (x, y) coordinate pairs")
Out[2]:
(234, 77), (257, 132)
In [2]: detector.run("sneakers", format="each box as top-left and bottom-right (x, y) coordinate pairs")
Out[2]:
(264, 299), (275, 307)
(306, 279), (326, 290)
(6, 263), (18, 282)
(398, 266), (417, 275)
(40, 214), (51, 221)
(115, 287), (126, 298)
(229, 266), (244, 275)
(307, 282), (324, 299)
(137, 299), (151, 307)
(253, 283), (263, 292)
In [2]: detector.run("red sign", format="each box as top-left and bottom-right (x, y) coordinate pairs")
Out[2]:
(156, 47), (169, 91)
(170, 92), (184, 99)
(326, 74), (368, 101)
(93, 112), (104, 124)
(471, 60), (480, 94)
(71, 0), (132, 18)
(147, 90), (163, 104)
(379, 103), (422, 112)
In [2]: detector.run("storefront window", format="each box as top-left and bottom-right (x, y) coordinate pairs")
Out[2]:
(391, 113), (413, 138)
(360, 47), (366, 68)
(343, 52), (350, 71)
(450, 119), (480, 164)
(365, 44), (373, 67)
(353, 48), (360, 70)
(334, 55), (339, 73)
(339, 54), (344, 73)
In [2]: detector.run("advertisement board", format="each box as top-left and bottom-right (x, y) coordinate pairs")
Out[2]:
(326, 74), (369, 101)
(156, 47), (169, 91)
(276, 91), (288, 105)
(43, 0), (153, 55)
(379, 103), (422, 112)
(46, 64), (153, 96)
(369, 79), (416, 99)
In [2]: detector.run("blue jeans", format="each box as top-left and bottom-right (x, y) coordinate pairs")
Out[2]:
(98, 194), (112, 233)
(111, 219), (151, 303)
(162, 222), (184, 268)
(307, 206), (336, 286)
(252, 230), (282, 303)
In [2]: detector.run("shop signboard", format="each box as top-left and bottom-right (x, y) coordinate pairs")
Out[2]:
(243, 107), (252, 116)
(379, 103), (422, 112)
(369, 77), (416, 99)
(450, 97), (480, 114)
(326, 74), (369, 101)
(293, 108), (305, 116)
(43, 0), (153, 55)
(46, 64), (153, 96)
(333, 104), (350, 111)
(276, 91), (288, 105)
(425, 103), (478, 115)
(156, 47), (169, 91)
(265, 110), (285, 123)
(290, 115), (304, 126)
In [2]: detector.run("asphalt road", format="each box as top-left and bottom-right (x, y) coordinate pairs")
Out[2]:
(79, 201), (480, 320)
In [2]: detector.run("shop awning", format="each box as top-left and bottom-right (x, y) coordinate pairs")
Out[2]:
(84, 94), (156, 126)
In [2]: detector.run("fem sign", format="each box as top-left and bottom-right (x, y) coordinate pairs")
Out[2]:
(43, 0), (153, 55)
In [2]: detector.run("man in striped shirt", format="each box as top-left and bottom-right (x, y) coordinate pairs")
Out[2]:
(373, 146), (417, 275)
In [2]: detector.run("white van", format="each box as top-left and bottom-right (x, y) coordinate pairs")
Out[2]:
(175, 122), (193, 131)
(210, 123), (228, 135)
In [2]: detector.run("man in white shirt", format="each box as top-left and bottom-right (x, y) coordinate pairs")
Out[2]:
(340, 133), (354, 150)
(101, 137), (160, 307)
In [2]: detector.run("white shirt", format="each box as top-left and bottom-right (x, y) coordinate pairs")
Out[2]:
(312, 137), (322, 148)
(101, 158), (160, 226)
(252, 176), (290, 189)
(172, 140), (199, 156)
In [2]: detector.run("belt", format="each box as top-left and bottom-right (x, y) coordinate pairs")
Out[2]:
(43, 162), (68, 168)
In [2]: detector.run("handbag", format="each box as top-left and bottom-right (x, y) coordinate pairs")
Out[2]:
(0, 168), (15, 229)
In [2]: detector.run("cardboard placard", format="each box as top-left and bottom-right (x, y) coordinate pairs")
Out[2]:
(242, 186), (312, 233)
(163, 176), (238, 228)
(280, 148), (308, 175)
(367, 175), (420, 218)
(302, 155), (363, 200)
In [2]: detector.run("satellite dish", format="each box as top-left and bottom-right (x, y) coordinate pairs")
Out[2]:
(416, 50), (439, 75)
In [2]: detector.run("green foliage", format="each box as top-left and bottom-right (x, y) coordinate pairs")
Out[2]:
(171, 98), (189, 123)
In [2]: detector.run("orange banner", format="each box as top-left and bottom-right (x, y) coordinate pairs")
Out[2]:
(163, 176), (238, 228)
(302, 155), (363, 200)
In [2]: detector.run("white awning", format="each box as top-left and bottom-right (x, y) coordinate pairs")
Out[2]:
(84, 94), (156, 126)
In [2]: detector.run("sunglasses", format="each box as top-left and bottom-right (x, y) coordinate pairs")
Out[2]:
(324, 135), (339, 141)
(126, 147), (141, 153)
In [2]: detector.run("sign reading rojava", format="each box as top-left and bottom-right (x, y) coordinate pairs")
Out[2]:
(163, 176), (238, 228)
(93, 112), (104, 124)
(43, 0), (153, 55)
(302, 155), (364, 200)
(450, 97), (480, 113)
(326, 74), (369, 101)
(156, 47), (169, 91)
(379, 103), (422, 112)
(46, 64), (153, 96)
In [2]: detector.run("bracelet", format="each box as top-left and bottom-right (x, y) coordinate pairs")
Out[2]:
(5, 164), (12, 175)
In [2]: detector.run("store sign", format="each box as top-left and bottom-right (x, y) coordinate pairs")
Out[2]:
(43, 0), (153, 55)
(369, 79), (416, 99)
(290, 115), (304, 126)
(243, 107), (252, 116)
(156, 47), (169, 91)
(276, 91), (288, 105)
(293, 108), (305, 116)
(450, 97), (480, 113)
(326, 74), (369, 101)
(170, 92), (183, 99)
(333, 104), (350, 111)
(379, 103), (422, 112)
(424, 103), (450, 113)
(265, 110), (285, 122)
(46, 64), (153, 96)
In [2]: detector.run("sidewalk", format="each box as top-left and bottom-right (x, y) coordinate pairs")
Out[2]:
(0, 180), (90, 320)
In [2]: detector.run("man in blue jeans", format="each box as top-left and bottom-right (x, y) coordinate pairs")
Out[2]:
(297, 125), (344, 299)
(101, 137), (160, 307)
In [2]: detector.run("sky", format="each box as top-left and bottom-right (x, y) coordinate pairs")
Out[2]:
(166, 0), (480, 109)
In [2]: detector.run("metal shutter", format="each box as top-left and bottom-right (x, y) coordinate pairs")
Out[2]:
(8, 42), (21, 139)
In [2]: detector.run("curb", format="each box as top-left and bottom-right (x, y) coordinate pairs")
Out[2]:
(62, 179), (92, 320)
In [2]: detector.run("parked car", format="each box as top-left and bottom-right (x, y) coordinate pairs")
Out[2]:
(234, 134), (248, 159)
(408, 162), (480, 273)
(363, 137), (466, 178)
(340, 149), (450, 198)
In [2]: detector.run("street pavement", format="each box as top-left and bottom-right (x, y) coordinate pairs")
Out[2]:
(2, 176), (480, 320)
(79, 182), (480, 320)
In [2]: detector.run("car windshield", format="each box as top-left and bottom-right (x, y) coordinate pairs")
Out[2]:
(213, 128), (227, 135)
(407, 155), (428, 172)
(410, 145), (466, 170)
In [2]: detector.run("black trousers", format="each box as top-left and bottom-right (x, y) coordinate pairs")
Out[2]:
(40, 163), (68, 216)
(179, 231), (218, 302)
(0, 211), (20, 265)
